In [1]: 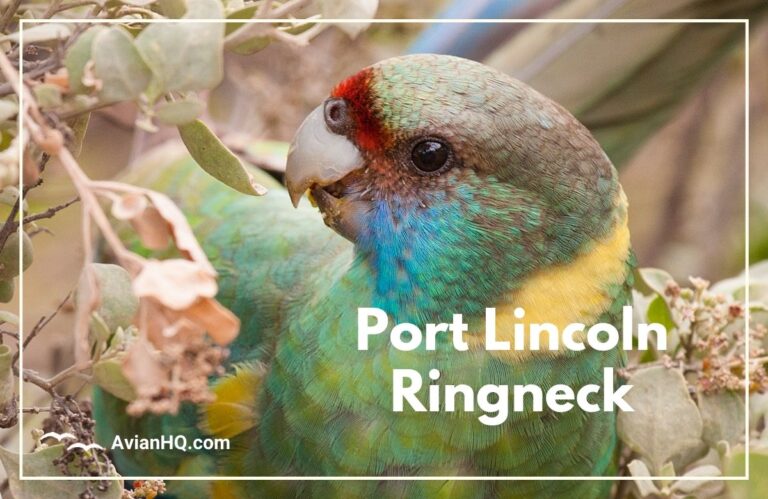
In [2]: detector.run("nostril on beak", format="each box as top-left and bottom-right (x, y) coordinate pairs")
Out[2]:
(324, 98), (351, 135)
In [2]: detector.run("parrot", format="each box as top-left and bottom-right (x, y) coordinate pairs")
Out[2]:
(92, 53), (635, 498)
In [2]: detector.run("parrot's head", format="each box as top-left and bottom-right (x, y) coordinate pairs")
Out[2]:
(286, 54), (629, 319)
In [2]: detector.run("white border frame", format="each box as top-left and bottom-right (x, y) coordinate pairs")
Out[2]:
(15, 17), (751, 482)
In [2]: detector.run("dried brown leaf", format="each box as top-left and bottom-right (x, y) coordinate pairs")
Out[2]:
(130, 205), (171, 250)
(112, 193), (172, 250)
(145, 191), (215, 275)
(132, 259), (217, 310)
(111, 192), (147, 220)
(184, 297), (239, 345)
(122, 337), (165, 399)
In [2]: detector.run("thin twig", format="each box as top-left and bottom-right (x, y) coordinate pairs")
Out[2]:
(0, 330), (19, 340)
(0, 195), (20, 249)
(13, 291), (72, 365)
(23, 196), (80, 224)
(15, 367), (56, 395)
(46, 361), (94, 387)
(22, 407), (51, 413)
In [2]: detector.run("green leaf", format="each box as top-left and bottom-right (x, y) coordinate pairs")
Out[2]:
(135, 0), (224, 101)
(178, 119), (267, 196)
(64, 26), (106, 95)
(77, 263), (139, 334)
(618, 366), (704, 473)
(230, 35), (272, 55)
(727, 449), (767, 495)
(0, 445), (122, 498)
(0, 231), (33, 280)
(225, 4), (258, 34)
(93, 356), (137, 402)
(89, 313), (113, 344)
(0, 344), (13, 406)
(659, 460), (675, 477)
(646, 294), (675, 331)
(157, 0), (187, 18)
(155, 98), (204, 125)
(635, 267), (675, 297)
(699, 391), (745, 447)
(0, 186), (20, 208)
(0, 280), (14, 303)
(93, 27), (152, 103)
(32, 83), (63, 109)
(2, 23), (71, 43)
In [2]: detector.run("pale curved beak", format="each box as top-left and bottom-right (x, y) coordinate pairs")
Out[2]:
(285, 104), (363, 207)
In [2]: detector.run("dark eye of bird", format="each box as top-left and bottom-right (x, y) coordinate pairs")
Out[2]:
(410, 140), (450, 174)
(324, 98), (351, 135)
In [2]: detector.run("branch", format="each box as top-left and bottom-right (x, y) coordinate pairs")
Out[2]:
(23, 196), (80, 224)
(15, 367), (57, 395)
(11, 291), (71, 366)
(0, 191), (20, 249)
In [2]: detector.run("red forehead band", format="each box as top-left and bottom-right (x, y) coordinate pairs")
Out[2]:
(330, 68), (389, 152)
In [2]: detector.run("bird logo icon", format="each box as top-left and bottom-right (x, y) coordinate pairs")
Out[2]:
(40, 432), (105, 452)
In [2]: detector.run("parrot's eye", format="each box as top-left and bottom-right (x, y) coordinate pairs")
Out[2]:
(410, 139), (451, 174)
(324, 98), (351, 135)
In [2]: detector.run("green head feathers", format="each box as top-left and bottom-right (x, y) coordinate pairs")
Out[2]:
(287, 54), (626, 321)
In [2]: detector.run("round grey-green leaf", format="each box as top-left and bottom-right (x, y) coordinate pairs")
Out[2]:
(93, 26), (152, 103)
(93, 356), (137, 402)
(636, 267), (675, 297)
(617, 365), (704, 473)
(33, 83), (63, 109)
(64, 26), (107, 95)
(0, 445), (122, 498)
(699, 391), (745, 447)
(135, 0), (224, 101)
(76, 263), (139, 333)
